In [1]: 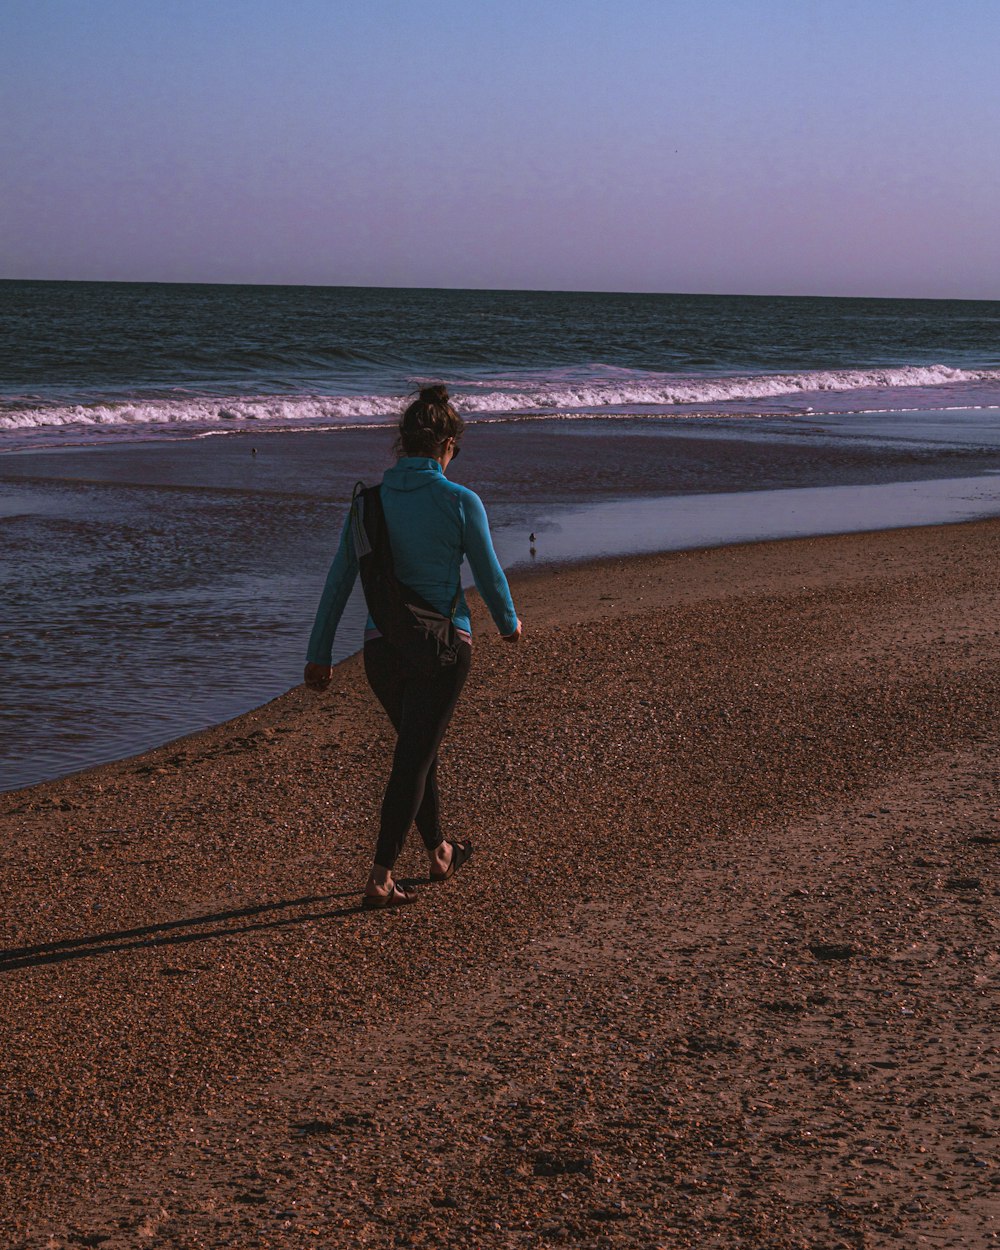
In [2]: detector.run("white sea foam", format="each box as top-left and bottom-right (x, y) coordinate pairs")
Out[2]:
(455, 364), (1000, 412)
(0, 393), (404, 432)
(3, 364), (1000, 438)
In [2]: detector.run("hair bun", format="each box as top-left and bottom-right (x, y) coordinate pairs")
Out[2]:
(419, 384), (450, 405)
(396, 384), (464, 458)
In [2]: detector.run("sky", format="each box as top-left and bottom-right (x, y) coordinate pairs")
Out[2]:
(1, 0), (998, 298)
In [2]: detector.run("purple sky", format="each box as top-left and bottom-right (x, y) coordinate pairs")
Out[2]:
(2, 0), (998, 297)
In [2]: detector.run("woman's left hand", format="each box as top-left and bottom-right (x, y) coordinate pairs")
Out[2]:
(304, 662), (334, 691)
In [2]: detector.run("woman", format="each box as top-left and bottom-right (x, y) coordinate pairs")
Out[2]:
(304, 386), (521, 909)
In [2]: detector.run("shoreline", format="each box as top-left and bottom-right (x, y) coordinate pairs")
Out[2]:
(7, 500), (1000, 797)
(2, 519), (999, 1245)
(0, 510), (991, 800)
(4, 406), (1000, 796)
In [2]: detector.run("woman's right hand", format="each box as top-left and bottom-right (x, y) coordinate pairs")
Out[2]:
(502, 619), (522, 643)
(304, 662), (334, 690)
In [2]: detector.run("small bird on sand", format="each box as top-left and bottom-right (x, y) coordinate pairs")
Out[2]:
(251, 447), (257, 456)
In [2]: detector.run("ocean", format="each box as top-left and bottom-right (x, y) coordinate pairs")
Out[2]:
(3, 281), (1000, 790)
(4, 282), (1000, 443)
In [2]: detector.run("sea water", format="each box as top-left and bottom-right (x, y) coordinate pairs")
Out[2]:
(2, 283), (1000, 790)
(4, 282), (1000, 445)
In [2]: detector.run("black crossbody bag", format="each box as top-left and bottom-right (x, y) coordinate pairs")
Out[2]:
(351, 482), (461, 676)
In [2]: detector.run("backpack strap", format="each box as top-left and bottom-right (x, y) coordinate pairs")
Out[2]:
(350, 481), (373, 559)
(354, 481), (461, 620)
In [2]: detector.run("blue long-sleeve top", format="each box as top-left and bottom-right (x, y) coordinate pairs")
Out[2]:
(306, 457), (518, 665)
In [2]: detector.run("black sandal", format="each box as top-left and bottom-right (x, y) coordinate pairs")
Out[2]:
(429, 839), (473, 882)
(362, 882), (418, 910)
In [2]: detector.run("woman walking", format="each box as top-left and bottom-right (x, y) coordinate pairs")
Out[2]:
(304, 386), (521, 909)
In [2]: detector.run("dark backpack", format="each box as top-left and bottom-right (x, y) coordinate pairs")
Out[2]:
(351, 482), (461, 676)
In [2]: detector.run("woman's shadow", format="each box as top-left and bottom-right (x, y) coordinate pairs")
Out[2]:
(0, 890), (373, 973)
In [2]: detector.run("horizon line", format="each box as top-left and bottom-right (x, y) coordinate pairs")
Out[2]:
(0, 276), (997, 304)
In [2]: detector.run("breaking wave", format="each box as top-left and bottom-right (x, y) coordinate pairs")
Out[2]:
(4, 364), (1000, 439)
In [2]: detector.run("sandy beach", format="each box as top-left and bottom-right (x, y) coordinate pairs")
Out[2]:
(1, 520), (998, 1249)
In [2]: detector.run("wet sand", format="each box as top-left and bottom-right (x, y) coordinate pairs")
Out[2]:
(6, 415), (1000, 793)
(1, 520), (999, 1248)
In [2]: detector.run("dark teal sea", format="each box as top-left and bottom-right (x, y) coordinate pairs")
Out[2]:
(3, 282), (1000, 447)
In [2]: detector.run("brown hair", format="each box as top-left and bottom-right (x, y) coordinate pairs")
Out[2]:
(395, 384), (464, 459)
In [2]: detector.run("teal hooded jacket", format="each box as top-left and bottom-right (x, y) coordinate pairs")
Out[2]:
(306, 457), (518, 665)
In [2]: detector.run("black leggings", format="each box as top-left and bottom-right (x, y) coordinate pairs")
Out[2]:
(363, 638), (472, 870)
